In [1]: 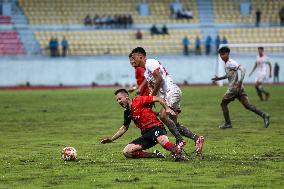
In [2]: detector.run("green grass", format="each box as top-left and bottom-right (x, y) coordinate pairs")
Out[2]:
(0, 86), (283, 189)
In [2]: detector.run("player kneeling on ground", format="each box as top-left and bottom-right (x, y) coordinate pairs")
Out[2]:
(101, 89), (184, 160)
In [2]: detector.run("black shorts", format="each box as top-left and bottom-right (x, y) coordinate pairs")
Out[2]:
(223, 88), (247, 101)
(130, 126), (167, 150)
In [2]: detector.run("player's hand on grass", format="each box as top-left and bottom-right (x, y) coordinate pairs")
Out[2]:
(101, 138), (112, 144)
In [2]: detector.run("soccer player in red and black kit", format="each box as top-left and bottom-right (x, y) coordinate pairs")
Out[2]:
(101, 89), (184, 160)
(128, 53), (151, 96)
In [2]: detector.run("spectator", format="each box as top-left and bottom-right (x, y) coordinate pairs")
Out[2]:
(255, 9), (261, 27)
(122, 14), (128, 29)
(150, 24), (160, 35)
(101, 15), (108, 28)
(205, 35), (212, 55)
(106, 15), (113, 28)
(93, 15), (99, 27)
(279, 7), (284, 26)
(54, 38), (59, 57)
(49, 37), (56, 57)
(222, 36), (228, 44)
(135, 29), (143, 40)
(176, 8), (193, 19)
(61, 37), (69, 57)
(127, 14), (133, 28)
(161, 24), (169, 35)
(182, 36), (189, 56)
(274, 62), (280, 83)
(84, 14), (92, 26)
(184, 8), (193, 19)
(195, 36), (201, 55)
(215, 35), (221, 53)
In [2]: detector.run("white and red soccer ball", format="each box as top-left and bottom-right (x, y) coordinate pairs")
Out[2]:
(61, 147), (77, 161)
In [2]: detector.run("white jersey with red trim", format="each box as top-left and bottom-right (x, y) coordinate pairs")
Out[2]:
(224, 58), (241, 89)
(144, 59), (177, 96)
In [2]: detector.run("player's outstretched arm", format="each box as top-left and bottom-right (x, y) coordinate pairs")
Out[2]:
(151, 69), (163, 96)
(101, 125), (129, 144)
(249, 62), (257, 77)
(267, 61), (272, 78)
(152, 96), (176, 116)
(211, 75), (227, 81)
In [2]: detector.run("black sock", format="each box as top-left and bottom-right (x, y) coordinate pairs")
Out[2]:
(245, 103), (266, 118)
(176, 123), (198, 141)
(255, 86), (264, 100)
(259, 86), (269, 96)
(221, 103), (231, 125)
(166, 118), (183, 142)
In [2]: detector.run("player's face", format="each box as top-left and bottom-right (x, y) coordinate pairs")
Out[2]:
(129, 57), (136, 68)
(115, 93), (129, 109)
(219, 52), (229, 62)
(258, 49), (264, 56)
(131, 53), (144, 67)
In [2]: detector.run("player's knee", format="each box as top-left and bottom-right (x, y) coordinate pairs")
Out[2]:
(122, 149), (132, 158)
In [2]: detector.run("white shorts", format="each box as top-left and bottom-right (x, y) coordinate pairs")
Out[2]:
(164, 86), (182, 113)
(255, 73), (267, 83)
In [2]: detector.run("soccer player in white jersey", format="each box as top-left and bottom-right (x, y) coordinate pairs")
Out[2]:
(249, 47), (272, 101)
(212, 47), (270, 129)
(130, 47), (204, 156)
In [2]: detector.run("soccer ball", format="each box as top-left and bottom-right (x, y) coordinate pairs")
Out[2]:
(61, 147), (77, 161)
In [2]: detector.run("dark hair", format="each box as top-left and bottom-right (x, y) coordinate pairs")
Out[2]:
(128, 52), (132, 58)
(131, 47), (146, 56)
(114, 88), (129, 95)
(258, 47), (264, 50)
(218, 46), (230, 54)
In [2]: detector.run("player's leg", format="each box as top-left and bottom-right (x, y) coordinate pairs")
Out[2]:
(153, 127), (185, 160)
(166, 87), (204, 155)
(255, 81), (264, 101)
(162, 87), (186, 148)
(219, 91), (235, 129)
(258, 81), (269, 100)
(256, 79), (269, 101)
(123, 144), (154, 158)
(123, 136), (164, 158)
(159, 108), (184, 143)
(239, 94), (270, 128)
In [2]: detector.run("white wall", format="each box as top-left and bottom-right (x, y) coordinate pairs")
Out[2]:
(0, 55), (283, 86)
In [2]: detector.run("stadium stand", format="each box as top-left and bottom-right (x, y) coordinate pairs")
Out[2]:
(213, 0), (284, 24)
(219, 27), (284, 52)
(19, 0), (199, 25)
(35, 29), (202, 55)
(0, 31), (26, 55)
